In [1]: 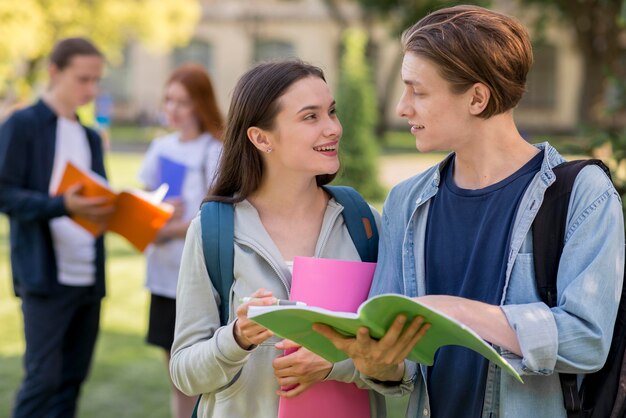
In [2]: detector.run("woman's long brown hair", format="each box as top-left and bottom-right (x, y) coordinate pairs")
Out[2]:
(205, 60), (335, 204)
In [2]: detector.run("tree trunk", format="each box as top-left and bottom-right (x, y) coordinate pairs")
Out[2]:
(577, 47), (608, 125)
(375, 52), (403, 140)
(557, 0), (623, 125)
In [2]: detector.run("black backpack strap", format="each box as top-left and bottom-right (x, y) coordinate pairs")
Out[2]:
(533, 159), (610, 306)
(532, 159), (610, 418)
(200, 201), (235, 327)
(323, 185), (379, 262)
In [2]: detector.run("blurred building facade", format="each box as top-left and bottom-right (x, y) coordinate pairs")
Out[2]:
(102, 0), (584, 133)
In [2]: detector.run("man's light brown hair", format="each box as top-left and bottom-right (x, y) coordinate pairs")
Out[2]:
(402, 5), (533, 118)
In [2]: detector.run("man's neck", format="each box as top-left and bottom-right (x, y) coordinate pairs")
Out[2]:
(42, 91), (77, 120)
(452, 114), (539, 189)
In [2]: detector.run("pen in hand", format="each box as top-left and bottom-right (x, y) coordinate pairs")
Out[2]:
(239, 297), (307, 307)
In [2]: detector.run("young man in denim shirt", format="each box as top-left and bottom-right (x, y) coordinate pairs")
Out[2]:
(316, 5), (624, 417)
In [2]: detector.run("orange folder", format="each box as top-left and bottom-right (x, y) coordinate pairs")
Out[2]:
(55, 162), (173, 252)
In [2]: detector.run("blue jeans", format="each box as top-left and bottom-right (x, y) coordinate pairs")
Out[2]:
(13, 286), (101, 418)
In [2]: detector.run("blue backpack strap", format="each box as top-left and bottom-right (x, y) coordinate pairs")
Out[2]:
(323, 185), (379, 262)
(200, 201), (235, 327)
(194, 190), (374, 418)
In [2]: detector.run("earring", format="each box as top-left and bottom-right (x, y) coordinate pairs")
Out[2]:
(266, 147), (272, 153)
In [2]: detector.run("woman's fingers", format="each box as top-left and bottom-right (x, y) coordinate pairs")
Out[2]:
(277, 384), (308, 398)
(246, 328), (273, 345)
(275, 339), (301, 350)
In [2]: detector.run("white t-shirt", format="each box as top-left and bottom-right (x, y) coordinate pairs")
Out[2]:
(138, 132), (222, 298)
(48, 117), (97, 286)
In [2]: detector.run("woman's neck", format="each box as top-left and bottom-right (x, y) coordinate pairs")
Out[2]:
(179, 128), (202, 142)
(247, 175), (329, 261)
(248, 176), (326, 218)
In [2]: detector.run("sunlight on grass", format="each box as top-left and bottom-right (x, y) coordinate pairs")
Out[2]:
(104, 152), (144, 190)
(0, 152), (171, 418)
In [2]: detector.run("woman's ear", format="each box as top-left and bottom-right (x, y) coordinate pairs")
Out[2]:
(468, 83), (491, 116)
(247, 127), (273, 154)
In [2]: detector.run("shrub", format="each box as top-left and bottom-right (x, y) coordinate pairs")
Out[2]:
(334, 28), (386, 201)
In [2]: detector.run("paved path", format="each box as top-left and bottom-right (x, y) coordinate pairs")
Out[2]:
(379, 153), (442, 188)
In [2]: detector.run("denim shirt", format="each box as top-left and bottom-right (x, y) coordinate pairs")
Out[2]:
(364, 143), (624, 418)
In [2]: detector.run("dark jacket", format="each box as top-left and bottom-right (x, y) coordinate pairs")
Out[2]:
(0, 99), (106, 297)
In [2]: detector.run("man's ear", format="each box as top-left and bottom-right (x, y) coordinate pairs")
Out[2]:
(468, 83), (491, 116)
(48, 63), (60, 84)
(247, 127), (273, 154)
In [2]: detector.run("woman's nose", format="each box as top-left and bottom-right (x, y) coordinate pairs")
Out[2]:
(324, 117), (342, 137)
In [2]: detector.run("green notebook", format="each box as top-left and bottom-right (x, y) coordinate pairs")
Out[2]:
(248, 293), (523, 383)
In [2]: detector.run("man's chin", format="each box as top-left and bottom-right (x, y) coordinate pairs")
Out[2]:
(78, 98), (95, 107)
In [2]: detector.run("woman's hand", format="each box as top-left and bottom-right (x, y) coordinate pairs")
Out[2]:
(166, 197), (185, 220)
(233, 288), (276, 349)
(313, 314), (430, 382)
(153, 218), (190, 243)
(272, 339), (332, 398)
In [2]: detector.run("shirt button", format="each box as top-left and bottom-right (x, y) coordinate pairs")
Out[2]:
(423, 408), (429, 416)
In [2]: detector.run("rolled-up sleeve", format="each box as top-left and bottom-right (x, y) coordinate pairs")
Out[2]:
(360, 360), (418, 396)
(501, 302), (558, 374)
(503, 165), (624, 376)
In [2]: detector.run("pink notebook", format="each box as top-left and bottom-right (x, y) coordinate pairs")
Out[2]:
(277, 256), (376, 418)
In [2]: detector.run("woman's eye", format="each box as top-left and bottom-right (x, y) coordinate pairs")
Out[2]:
(304, 113), (317, 120)
(329, 107), (337, 115)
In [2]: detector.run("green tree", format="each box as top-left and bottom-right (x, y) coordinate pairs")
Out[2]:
(515, 0), (626, 211)
(334, 28), (385, 201)
(351, 0), (490, 136)
(357, 0), (488, 38)
(0, 0), (200, 106)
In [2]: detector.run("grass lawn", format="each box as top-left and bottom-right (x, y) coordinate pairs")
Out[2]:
(0, 153), (173, 417)
(0, 151), (411, 418)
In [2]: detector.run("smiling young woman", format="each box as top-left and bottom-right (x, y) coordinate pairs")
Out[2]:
(169, 60), (384, 418)
(137, 64), (224, 418)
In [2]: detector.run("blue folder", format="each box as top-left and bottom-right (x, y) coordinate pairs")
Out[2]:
(158, 156), (187, 199)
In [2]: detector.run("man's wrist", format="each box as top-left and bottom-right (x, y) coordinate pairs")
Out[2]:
(370, 362), (405, 383)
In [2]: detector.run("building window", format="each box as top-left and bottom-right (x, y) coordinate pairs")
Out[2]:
(253, 40), (296, 62)
(100, 46), (132, 104)
(519, 44), (557, 110)
(172, 40), (214, 73)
